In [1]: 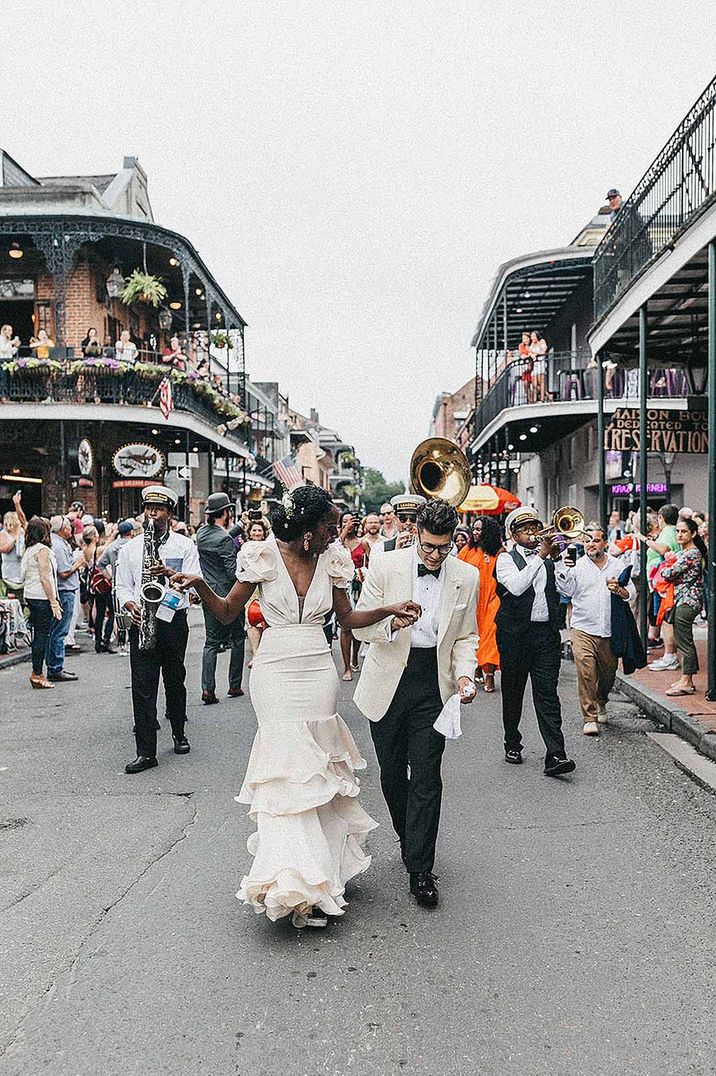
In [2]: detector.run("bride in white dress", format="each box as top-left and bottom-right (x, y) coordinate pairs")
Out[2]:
(170, 486), (419, 927)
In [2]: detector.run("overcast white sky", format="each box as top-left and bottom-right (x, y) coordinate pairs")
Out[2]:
(6, 2), (716, 479)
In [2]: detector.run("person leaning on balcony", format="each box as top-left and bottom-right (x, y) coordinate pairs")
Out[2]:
(529, 332), (548, 403)
(660, 518), (707, 697)
(115, 329), (138, 365)
(517, 332), (533, 403)
(29, 328), (54, 359)
(81, 327), (102, 358)
(162, 335), (187, 372)
(0, 323), (20, 361)
(554, 524), (635, 736)
(21, 516), (61, 690)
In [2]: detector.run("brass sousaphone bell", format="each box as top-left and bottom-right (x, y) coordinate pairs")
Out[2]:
(409, 437), (472, 508)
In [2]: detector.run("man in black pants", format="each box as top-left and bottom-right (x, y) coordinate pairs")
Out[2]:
(495, 507), (575, 777)
(115, 485), (202, 774)
(353, 499), (479, 908)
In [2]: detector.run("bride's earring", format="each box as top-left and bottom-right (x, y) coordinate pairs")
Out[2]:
(304, 533), (311, 552)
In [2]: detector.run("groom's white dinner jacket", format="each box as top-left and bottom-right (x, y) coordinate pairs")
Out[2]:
(352, 546), (479, 722)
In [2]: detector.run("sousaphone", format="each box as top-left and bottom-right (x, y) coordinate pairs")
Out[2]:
(409, 437), (472, 508)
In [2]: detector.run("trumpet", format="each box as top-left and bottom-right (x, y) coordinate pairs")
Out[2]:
(535, 506), (588, 542)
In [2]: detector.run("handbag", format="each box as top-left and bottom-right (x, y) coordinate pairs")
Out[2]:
(89, 562), (112, 596)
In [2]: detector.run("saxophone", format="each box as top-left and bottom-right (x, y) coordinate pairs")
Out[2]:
(138, 519), (165, 651)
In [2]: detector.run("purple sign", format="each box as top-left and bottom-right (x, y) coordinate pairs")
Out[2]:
(609, 482), (668, 495)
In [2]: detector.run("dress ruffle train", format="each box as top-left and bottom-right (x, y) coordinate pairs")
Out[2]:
(235, 713), (378, 921)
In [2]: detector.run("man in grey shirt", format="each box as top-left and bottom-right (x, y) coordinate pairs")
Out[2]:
(48, 516), (83, 681)
(196, 492), (245, 704)
(97, 520), (135, 653)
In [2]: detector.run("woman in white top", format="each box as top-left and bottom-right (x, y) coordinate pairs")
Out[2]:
(0, 323), (20, 361)
(21, 516), (61, 689)
(115, 330), (138, 365)
(0, 491), (27, 601)
(529, 331), (548, 402)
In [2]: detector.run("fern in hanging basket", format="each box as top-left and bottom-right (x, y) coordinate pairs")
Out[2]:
(121, 270), (168, 308)
(210, 330), (233, 350)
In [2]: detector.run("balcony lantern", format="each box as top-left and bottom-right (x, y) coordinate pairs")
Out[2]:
(169, 301), (182, 310)
(158, 307), (173, 331)
(8, 242), (23, 259)
(106, 267), (125, 300)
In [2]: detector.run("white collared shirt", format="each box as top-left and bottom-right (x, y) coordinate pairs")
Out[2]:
(496, 548), (549, 622)
(411, 547), (446, 648)
(555, 553), (635, 637)
(115, 530), (202, 611)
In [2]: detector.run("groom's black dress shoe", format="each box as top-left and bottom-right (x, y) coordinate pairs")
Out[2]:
(173, 736), (190, 755)
(544, 754), (576, 777)
(125, 756), (158, 774)
(505, 748), (523, 765)
(410, 872), (439, 908)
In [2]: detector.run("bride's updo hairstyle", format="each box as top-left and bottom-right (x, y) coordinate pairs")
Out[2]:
(270, 485), (334, 542)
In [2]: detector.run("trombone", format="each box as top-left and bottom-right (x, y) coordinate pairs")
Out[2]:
(535, 506), (588, 542)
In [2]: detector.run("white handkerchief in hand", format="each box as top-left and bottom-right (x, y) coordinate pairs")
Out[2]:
(433, 694), (462, 740)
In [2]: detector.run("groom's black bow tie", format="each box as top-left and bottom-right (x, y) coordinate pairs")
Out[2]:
(417, 564), (441, 579)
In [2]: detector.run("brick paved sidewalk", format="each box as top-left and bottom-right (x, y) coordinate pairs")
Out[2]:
(616, 625), (716, 761)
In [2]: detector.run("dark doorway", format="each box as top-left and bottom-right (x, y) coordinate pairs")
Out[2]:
(0, 478), (43, 519)
(0, 299), (35, 348)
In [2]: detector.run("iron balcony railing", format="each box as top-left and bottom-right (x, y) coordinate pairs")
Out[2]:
(473, 349), (694, 441)
(0, 349), (250, 450)
(594, 75), (716, 321)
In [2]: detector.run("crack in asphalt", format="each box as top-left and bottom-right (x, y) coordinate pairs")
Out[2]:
(0, 802), (199, 1058)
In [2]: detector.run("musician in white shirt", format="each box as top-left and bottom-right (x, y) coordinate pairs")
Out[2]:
(555, 524), (634, 736)
(116, 485), (201, 774)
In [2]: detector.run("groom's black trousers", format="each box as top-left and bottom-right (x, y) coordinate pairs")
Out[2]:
(370, 646), (445, 874)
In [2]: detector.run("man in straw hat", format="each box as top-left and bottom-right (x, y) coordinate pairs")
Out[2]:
(116, 485), (201, 774)
(495, 507), (575, 777)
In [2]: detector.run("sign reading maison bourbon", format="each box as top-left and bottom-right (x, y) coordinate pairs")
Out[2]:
(604, 408), (708, 454)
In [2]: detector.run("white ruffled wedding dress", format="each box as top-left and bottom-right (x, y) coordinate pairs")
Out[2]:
(234, 538), (377, 922)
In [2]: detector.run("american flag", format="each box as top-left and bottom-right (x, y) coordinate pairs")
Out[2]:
(159, 377), (174, 420)
(273, 453), (303, 490)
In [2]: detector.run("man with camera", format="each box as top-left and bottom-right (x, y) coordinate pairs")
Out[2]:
(196, 492), (246, 704)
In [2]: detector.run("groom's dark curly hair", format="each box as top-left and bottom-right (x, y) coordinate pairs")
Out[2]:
(416, 498), (459, 536)
(270, 485), (334, 542)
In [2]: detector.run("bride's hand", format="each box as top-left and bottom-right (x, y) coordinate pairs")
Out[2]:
(388, 600), (421, 630)
(167, 570), (201, 592)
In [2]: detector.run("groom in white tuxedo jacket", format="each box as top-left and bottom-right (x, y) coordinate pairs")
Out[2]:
(353, 498), (479, 907)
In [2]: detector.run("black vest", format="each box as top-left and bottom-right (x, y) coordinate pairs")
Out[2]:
(382, 536), (398, 552)
(495, 549), (561, 636)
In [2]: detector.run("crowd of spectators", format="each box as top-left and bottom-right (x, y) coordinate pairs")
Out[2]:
(0, 322), (244, 412)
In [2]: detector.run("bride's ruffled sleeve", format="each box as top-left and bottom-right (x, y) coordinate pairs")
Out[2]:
(236, 540), (279, 583)
(327, 542), (355, 590)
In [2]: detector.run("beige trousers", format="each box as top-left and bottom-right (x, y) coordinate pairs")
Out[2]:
(571, 628), (618, 724)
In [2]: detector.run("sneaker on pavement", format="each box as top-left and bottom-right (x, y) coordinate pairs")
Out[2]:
(597, 707), (608, 724)
(583, 721), (599, 736)
(649, 655), (679, 671)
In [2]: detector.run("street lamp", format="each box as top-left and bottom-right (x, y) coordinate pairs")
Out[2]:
(105, 267), (125, 300)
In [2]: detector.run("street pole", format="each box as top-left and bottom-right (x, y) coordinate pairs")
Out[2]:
(639, 305), (649, 648)
(596, 350), (606, 529)
(707, 240), (716, 700)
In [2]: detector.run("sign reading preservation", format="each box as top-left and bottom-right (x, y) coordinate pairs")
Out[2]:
(604, 408), (708, 454)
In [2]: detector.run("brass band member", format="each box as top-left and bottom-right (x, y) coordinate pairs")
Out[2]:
(116, 485), (202, 774)
(495, 507), (575, 777)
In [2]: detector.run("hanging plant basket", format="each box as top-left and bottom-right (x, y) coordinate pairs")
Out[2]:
(121, 270), (168, 309)
(210, 330), (233, 350)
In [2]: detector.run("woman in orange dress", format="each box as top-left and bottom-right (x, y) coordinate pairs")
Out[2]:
(457, 517), (502, 692)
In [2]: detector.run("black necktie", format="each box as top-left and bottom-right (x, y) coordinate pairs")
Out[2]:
(417, 564), (441, 579)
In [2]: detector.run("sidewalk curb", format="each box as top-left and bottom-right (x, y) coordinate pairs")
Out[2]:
(616, 671), (716, 764)
(0, 650), (31, 671)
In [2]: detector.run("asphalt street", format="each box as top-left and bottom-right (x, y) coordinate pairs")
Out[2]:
(2, 615), (716, 1076)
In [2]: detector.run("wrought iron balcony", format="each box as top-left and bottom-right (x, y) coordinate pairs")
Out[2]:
(473, 349), (693, 441)
(0, 351), (250, 449)
(593, 75), (716, 322)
